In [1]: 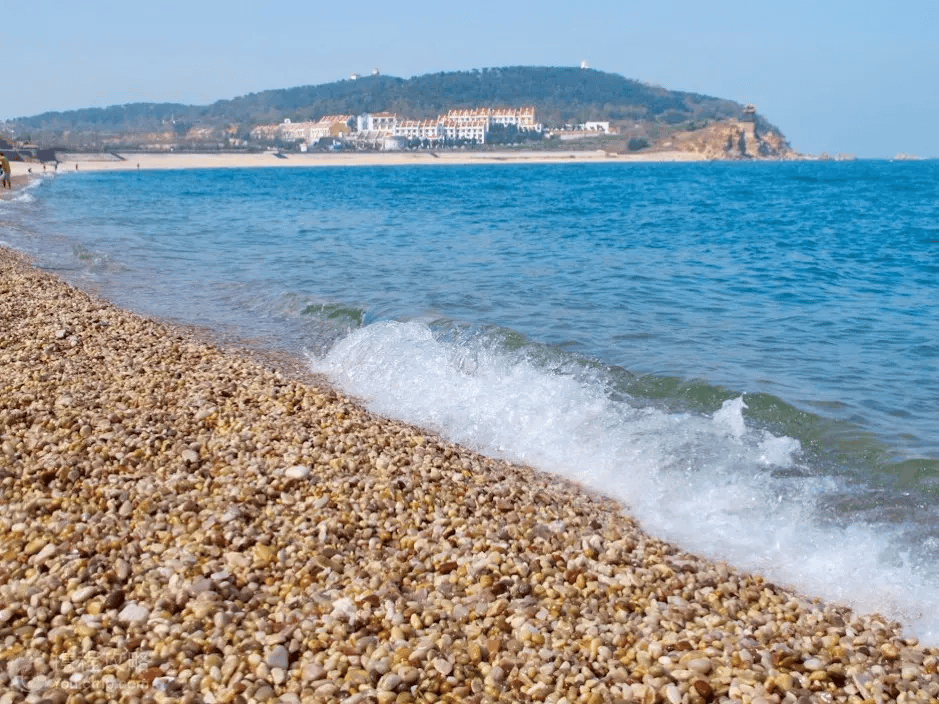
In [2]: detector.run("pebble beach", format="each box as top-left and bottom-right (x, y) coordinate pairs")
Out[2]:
(1, 244), (937, 704)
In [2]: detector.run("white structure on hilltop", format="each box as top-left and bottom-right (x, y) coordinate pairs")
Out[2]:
(581, 59), (589, 69)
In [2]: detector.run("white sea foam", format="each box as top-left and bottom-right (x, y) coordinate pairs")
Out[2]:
(311, 320), (939, 643)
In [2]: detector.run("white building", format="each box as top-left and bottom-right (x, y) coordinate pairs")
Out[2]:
(440, 116), (488, 144)
(250, 123), (281, 142)
(308, 115), (354, 142)
(382, 135), (408, 151)
(583, 121), (611, 133)
(393, 119), (442, 141)
(250, 116), (353, 145)
(367, 112), (398, 133)
(279, 119), (318, 143)
(253, 107), (542, 148)
(490, 107), (541, 132)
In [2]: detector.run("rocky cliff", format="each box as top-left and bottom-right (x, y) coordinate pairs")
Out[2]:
(667, 119), (796, 160)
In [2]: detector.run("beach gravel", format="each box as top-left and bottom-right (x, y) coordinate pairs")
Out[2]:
(1, 245), (937, 703)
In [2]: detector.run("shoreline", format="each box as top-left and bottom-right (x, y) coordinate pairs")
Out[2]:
(6, 148), (705, 180)
(1, 246), (937, 701)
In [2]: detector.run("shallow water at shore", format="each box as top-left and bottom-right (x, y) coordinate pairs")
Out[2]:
(2, 159), (938, 641)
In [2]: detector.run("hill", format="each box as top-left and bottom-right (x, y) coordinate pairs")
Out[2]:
(6, 66), (792, 156)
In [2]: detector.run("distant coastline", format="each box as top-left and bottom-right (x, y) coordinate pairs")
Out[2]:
(5, 149), (703, 180)
(5, 147), (816, 185)
(7, 151), (935, 190)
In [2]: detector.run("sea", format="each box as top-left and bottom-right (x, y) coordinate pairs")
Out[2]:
(2, 159), (938, 643)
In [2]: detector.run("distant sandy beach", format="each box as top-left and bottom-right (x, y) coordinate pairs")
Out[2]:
(7, 148), (704, 182)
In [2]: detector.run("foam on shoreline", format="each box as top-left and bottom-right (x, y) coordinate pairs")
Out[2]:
(0, 246), (937, 701)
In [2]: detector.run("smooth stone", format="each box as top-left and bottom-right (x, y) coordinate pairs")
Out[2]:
(378, 673), (402, 691)
(75, 622), (97, 637)
(301, 663), (325, 682)
(686, 657), (712, 674)
(255, 544), (275, 564)
(69, 586), (97, 604)
(118, 603), (150, 624)
(23, 538), (47, 557)
(664, 683), (682, 704)
(34, 542), (58, 563)
(266, 644), (289, 670)
(103, 589), (126, 610)
(195, 406), (217, 421)
(254, 685), (275, 701)
(432, 658), (453, 676)
(284, 465), (311, 480)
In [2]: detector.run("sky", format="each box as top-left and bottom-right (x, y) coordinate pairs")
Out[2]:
(3, 0), (937, 158)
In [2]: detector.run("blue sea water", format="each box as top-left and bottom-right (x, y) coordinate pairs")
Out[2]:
(2, 160), (938, 641)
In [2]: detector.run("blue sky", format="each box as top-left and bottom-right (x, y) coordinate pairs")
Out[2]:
(4, 0), (937, 157)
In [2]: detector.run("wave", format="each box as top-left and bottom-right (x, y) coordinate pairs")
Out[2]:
(310, 319), (939, 643)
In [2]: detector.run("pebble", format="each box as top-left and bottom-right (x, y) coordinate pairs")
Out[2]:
(266, 645), (289, 670)
(432, 657), (453, 675)
(378, 673), (402, 691)
(283, 464), (311, 480)
(117, 602), (150, 624)
(0, 247), (936, 704)
(69, 585), (97, 603)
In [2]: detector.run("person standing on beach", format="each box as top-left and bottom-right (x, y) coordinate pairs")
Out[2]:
(0, 152), (11, 189)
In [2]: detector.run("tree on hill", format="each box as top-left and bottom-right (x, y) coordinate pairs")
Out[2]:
(8, 66), (788, 146)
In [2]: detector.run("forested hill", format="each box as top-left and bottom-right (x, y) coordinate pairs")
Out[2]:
(11, 66), (782, 137)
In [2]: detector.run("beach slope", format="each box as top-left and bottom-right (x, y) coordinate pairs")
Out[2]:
(0, 247), (936, 701)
